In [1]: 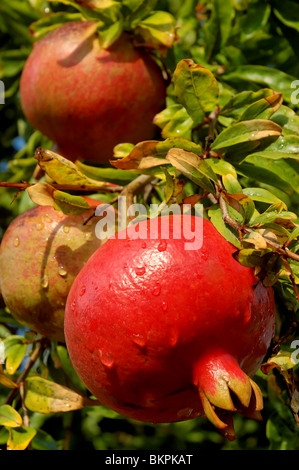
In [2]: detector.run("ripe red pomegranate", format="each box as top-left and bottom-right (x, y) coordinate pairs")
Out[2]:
(0, 203), (104, 342)
(20, 21), (166, 163)
(64, 215), (275, 439)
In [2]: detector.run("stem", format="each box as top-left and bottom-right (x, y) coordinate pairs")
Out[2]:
(219, 193), (299, 264)
(0, 181), (123, 193)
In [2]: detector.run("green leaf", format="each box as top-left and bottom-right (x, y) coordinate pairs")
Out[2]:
(7, 426), (37, 451)
(242, 187), (287, 207)
(208, 205), (241, 248)
(75, 160), (136, 185)
(133, 10), (176, 51)
(220, 88), (277, 120)
(173, 59), (219, 126)
(123, 0), (158, 29)
(272, 0), (299, 33)
(29, 12), (82, 39)
(56, 345), (87, 393)
(205, 158), (237, 179)
(222, 174), (242, 194)
(239, 93), (283, 121)
(0, 405), (22, 428)
(211, 119), (282, 151)
(5, 343), (28, 375)
(221, 65), (297, 103)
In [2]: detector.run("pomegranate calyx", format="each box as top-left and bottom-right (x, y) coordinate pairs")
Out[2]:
(193, 352), (264, 439)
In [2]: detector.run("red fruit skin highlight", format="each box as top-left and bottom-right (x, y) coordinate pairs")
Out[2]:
(64, 215), (275, 438)
(20, 21), (166, 163)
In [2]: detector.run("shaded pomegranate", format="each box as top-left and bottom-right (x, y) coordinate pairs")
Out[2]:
(0, 203), (104, 342)
(20, 21), (166, 163)
(64, 215), (275, 439)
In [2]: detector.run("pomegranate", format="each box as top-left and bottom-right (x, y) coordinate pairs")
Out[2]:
(20, 21), (166, 163)
(0, 203), (104, 342)
(64, 215), (275, 439)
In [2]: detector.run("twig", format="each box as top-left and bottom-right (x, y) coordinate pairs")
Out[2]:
(219, 193), (299, 264)
(0, 181), (123, 193)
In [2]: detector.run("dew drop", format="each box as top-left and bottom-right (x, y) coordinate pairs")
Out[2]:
(161, 301), (168, 312)
(124, 262), (128, 269)
(41, 275), (49, 289)
(152, 285), (161, 296)
(141, 242), (147, 249)
(79, 285), (86, 296)
(71, 300), (76, 311)
(36, 222), (44, 231)
(132, 334), (147, 348)
(63, 226), (70, 233)
(58, 267), (67, 277)
(158, 240), (167, 252)
(13, 237), (20, 247)
(135, 266), (146, 276)
(201, 251), (208, 260)
(99, 349), (115, 369)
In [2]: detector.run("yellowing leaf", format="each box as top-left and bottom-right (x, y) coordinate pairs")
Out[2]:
(261, 350), (298, 375)
(7, 426), (37, 451)
(0, 405), (22, 428)
(35, 147), (107, 188)
(24, 377), (97, 414)
(27, 182), (95, 216)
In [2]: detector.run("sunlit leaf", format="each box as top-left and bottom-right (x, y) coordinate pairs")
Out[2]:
(24, 376), (97, 413)
(173, 59), (219, 126)
(7, 426), (37, 450)
(0, 405), (22, 428)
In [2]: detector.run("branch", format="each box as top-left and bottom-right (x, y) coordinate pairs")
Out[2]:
(0, 181), (123, 193)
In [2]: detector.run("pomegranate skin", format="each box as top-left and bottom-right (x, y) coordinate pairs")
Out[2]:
(0, 204), (104, 342)
(20, 21), (166, 163)
(64, 215), (275, 437)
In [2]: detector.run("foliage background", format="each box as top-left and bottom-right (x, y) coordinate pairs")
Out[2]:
(0, 0), (299, 450)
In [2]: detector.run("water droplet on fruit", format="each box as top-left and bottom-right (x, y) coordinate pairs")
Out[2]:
(58, 267), (67, 277)
(124, 263), (128, 269)
(177, 408), (193, 419)
(99, 349), (115, 369)
(152, 284), (161, 296)
(158, 240), (167, 252)
(63, 226), (70, 233)
(36, 222), (44, 231)
(132, 334), (146, 348)
(13, 237), (20, 247)
(41, 275), (49, 289)
(141, 242), (147, 249)
(201, 251), (208, 260)
(161, 301), (168, 311)
(71, 300), (76, 311)
(135, 266), (145, 276)
(79, 285), (86, 296)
